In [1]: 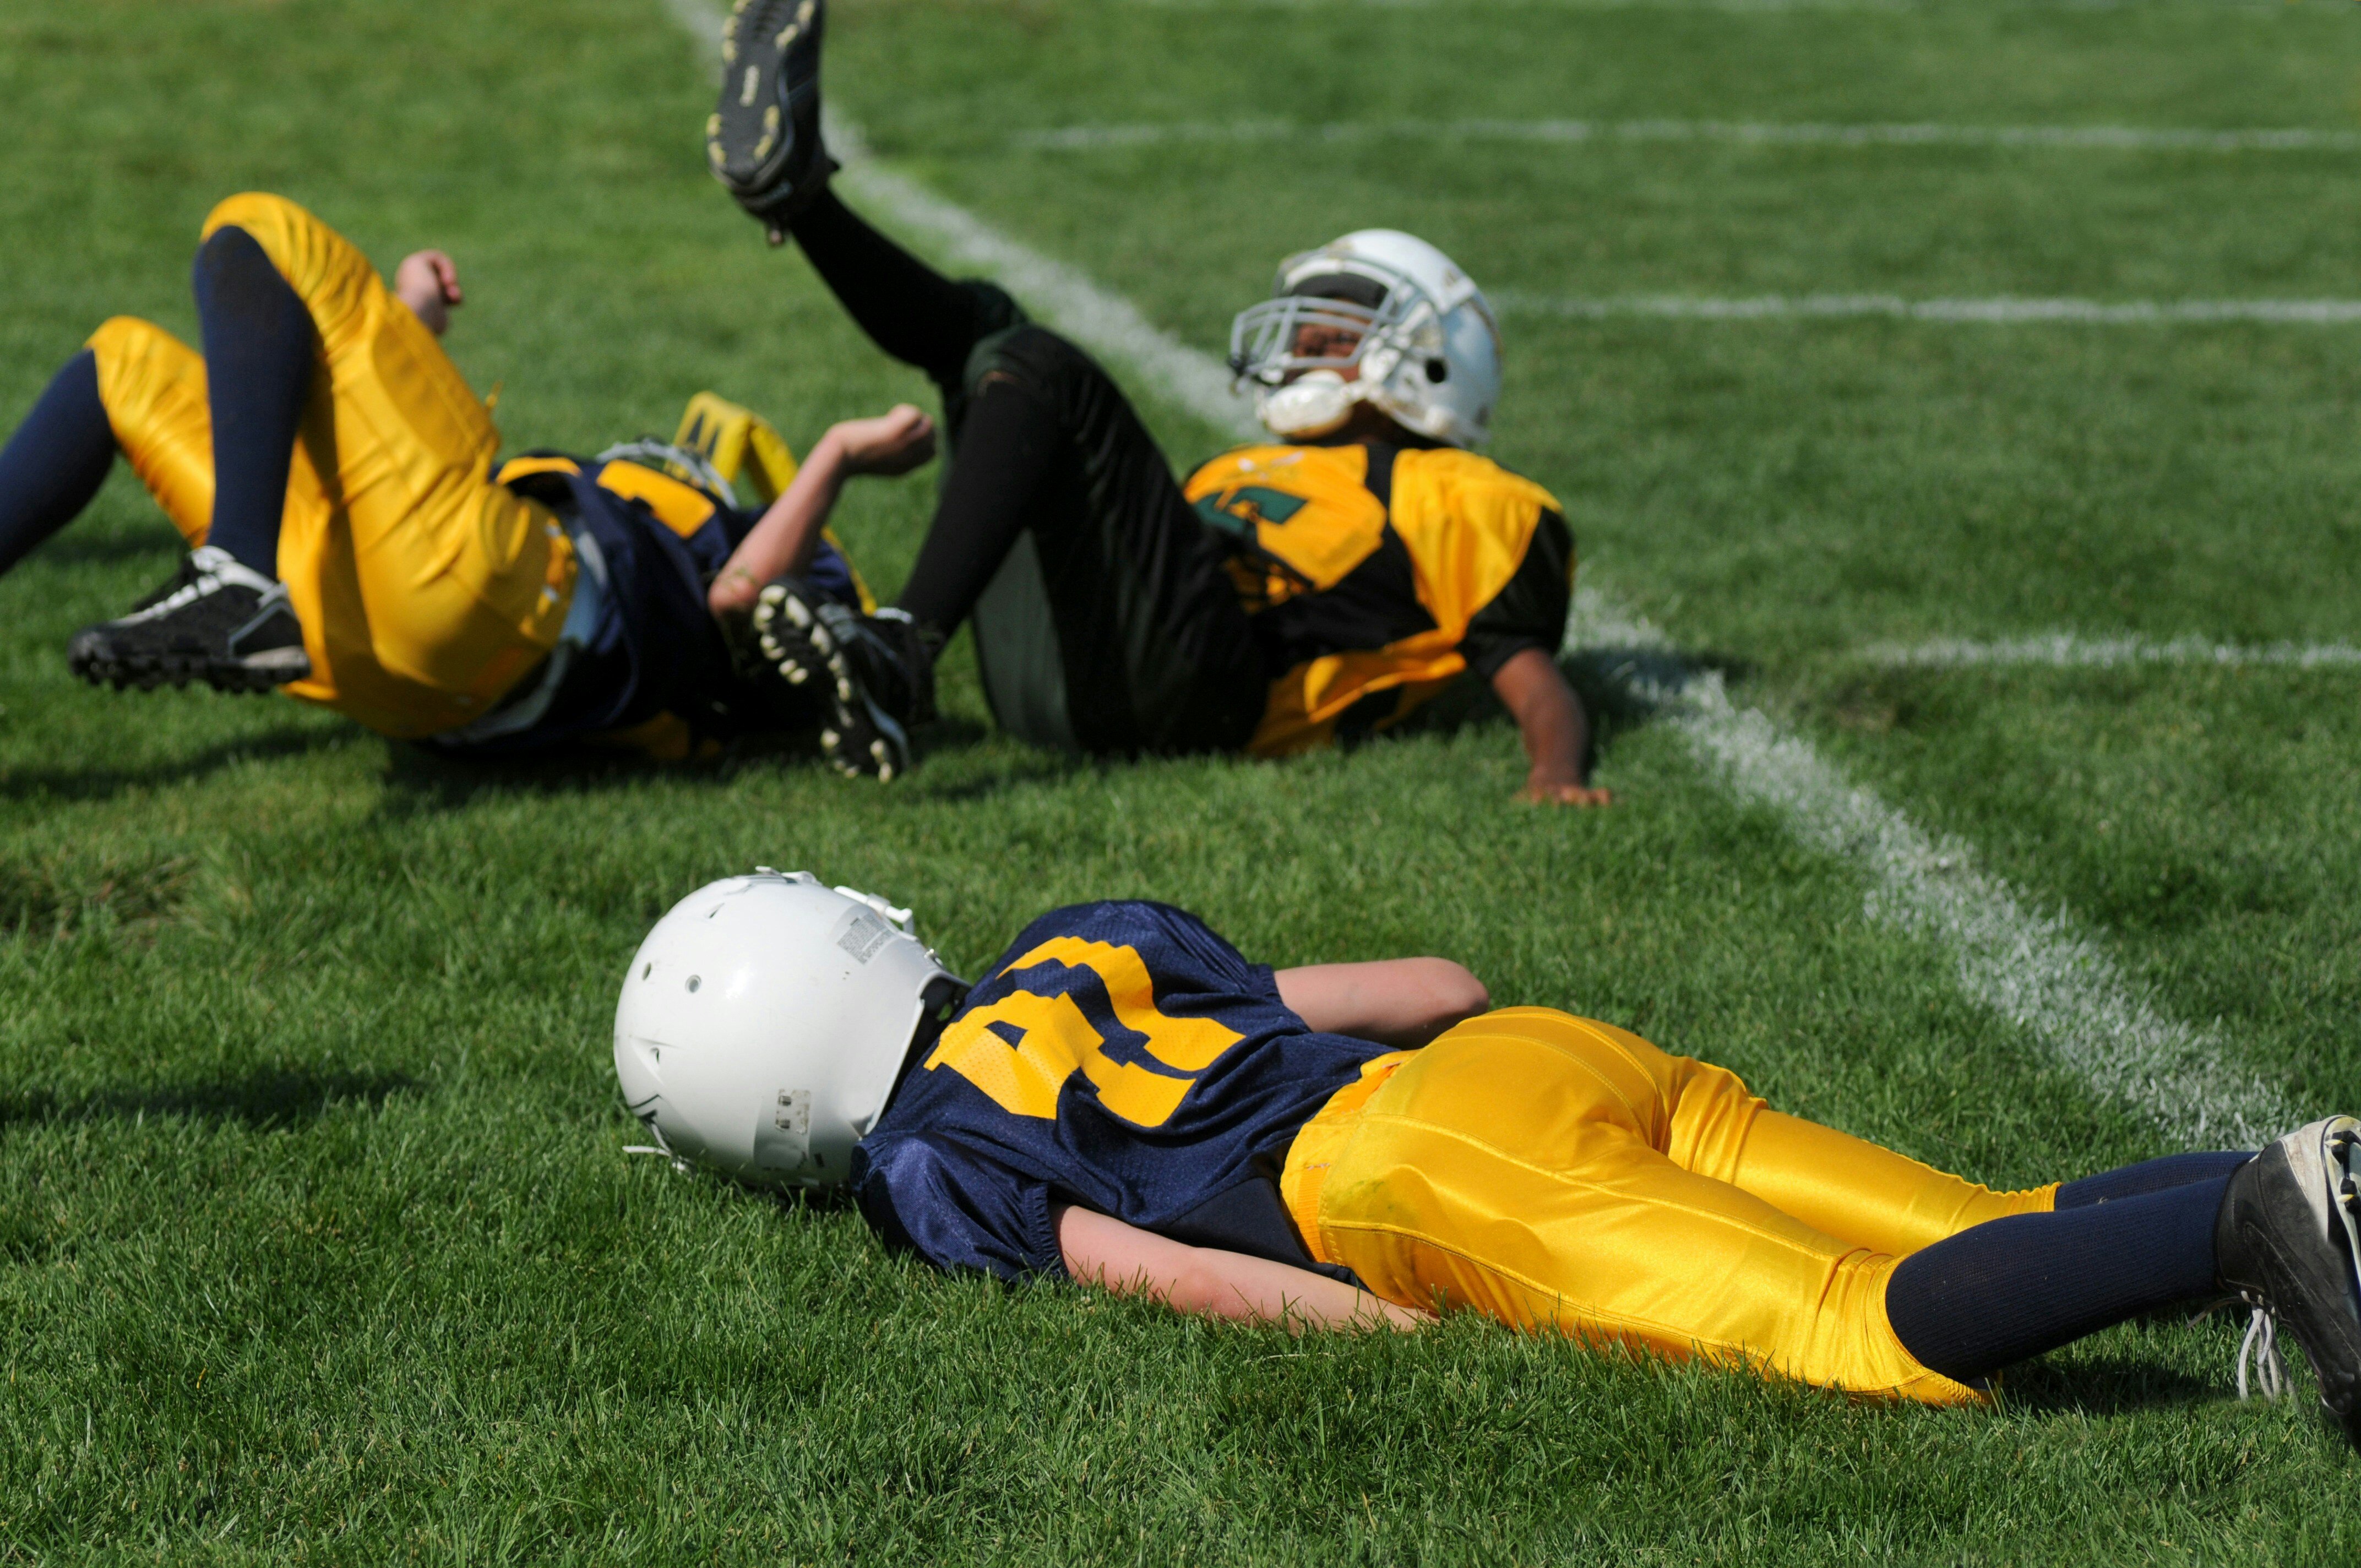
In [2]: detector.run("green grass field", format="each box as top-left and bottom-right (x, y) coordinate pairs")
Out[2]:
(7, 0), (2361, 1559)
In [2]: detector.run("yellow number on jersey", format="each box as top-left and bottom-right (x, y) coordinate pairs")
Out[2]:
(920, 939), (1245, 1126)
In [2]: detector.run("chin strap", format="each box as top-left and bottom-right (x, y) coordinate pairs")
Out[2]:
(622, 1117), (692, 1175)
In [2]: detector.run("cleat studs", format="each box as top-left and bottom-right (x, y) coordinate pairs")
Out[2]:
(785, 665), (807, 685)
(783, 598), (812, 628)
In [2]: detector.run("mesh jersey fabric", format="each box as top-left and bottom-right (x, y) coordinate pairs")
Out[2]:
(851, 901), (1397, 1283)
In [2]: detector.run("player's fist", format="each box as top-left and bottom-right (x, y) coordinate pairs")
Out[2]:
(831, 404), (938, 477)
(393, 250), (464, 336)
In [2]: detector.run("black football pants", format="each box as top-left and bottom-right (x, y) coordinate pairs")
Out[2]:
(785, 191), (1264, 756)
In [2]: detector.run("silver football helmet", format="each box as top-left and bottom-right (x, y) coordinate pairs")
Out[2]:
(613, 869), (962, 1189)
(1229, 229), (1503, 449)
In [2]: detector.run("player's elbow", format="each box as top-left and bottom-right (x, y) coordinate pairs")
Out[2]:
(1417, 959), (1490, 1033)
(1163, 1260), (1252, 1321)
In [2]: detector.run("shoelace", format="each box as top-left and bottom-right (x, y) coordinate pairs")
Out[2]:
(2235, 1295), (2290, 1402)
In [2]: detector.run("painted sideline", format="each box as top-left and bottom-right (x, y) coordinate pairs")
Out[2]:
(1867, 632), (2361, 671)
(1012, 118), (2361, 155)
(1123, 0), (2282, 13)
(1495, 291), (2361, 325)
(661, 0), (2292, 1145)
(1573, 589), (2291, 1146)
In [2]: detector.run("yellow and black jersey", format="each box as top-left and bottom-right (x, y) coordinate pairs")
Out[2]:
(1183, 440), (1574, 755)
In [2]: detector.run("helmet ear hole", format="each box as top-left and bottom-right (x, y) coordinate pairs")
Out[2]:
(1424, 358), (1449, 383)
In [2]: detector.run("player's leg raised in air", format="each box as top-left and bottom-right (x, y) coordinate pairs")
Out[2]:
(0, 193), (906, 761)
(614, 877), (2361, 1448)
(702, 0), (1608, 803)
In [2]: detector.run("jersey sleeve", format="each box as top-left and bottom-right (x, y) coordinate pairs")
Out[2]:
(1457, 507), (1574, 680)
(851, 1130), (1064, 1283)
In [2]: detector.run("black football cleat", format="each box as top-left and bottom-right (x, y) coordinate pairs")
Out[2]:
(2215, 1114), (2361, 1449)
(753, 576), (935, 782)
(708, 0), (835, 241)
(67, 545), (310, 694)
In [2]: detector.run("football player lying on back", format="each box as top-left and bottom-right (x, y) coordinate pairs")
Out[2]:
(0, 193), (932, 761)
(697, 0), (1605, 801)
(616, 872), (2361, 1447)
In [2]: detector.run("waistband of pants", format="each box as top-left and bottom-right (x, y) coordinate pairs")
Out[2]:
(1279, 1050), (1416, 1269)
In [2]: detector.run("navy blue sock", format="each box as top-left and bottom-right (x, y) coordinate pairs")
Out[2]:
(1886, 1174), (2232, 1381)
(0, 350), (117, 578)
(192, 225), (313, 576)
(2057, 1151), (2252, 1208)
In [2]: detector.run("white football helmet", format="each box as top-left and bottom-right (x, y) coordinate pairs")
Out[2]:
(612, 869), (964, 1189)
(1228, 230), (1503, 449)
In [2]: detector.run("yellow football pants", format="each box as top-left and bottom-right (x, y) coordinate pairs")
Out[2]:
(1282, 1008), (2059, 1405)
(85, 193), (574, 739)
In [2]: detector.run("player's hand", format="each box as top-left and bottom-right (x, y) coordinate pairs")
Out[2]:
(394, 250), (464, 336)
(830, 405), (938, 477)
(1521, 776), (1613, 808)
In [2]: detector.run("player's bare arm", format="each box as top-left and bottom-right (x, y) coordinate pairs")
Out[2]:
(708, 403), (937, 617)
(1493, 647), (1610, 807)
(1274, 957), (1488, 1047)
(1056, 1206), (1428, 1331)
(391, 249), (463, 336)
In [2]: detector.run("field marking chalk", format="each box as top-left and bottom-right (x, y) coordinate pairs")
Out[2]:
(1571, 588), (2293, 1145)
(1012, 118), (2361, 156)
(662, 0), (2293, 1145)
(1496, 292), (2361, 324)
(1122, 0), (2287, 13)
(1867, 633), (2361, 671)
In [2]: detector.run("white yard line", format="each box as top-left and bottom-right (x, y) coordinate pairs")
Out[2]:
(1121, 0), (2285, 12)
(1867, 632), (2361, 671)
(661, 0), (2293, 1145)
(1497, 291), (2361, 324)
(1012, 118), (2361, 155)
(1573, 590), (2292, 1146)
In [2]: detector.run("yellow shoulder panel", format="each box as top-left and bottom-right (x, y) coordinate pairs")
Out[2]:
(1183, 444), (1387, 601)
(1388, 449), (1560, 639)
(492, 455), (583, 487)
(596, 461), (717, 540)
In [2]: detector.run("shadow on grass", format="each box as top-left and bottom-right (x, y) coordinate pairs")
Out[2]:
(373, 709), (1016, 816)
(0, 1066), (420, 1134)
(0, 723), (349, 804)
(1993, 1350), (2234, 1418)
(19, 531), (182, 571)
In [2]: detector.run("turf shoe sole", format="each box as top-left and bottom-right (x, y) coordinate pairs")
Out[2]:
(67, 546), (311, 694)
(2215, 1114), (2361, 1446)
(706, 0), (836, 234)
(753, 577), (918, 782)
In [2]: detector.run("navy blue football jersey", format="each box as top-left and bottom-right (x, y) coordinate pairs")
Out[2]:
(850, 901), (1396, 1283)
